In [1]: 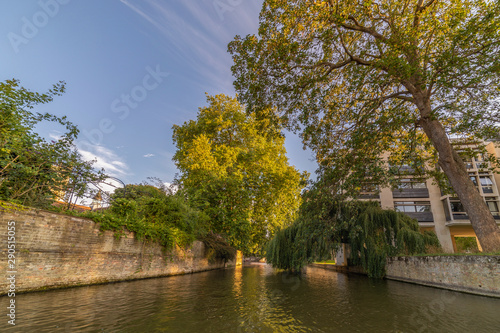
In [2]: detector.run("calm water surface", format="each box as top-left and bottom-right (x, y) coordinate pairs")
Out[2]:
(2, 264), (500, 332)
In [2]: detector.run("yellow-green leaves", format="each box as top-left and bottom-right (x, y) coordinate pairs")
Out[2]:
(173, 94), (306, 254)
(229, 0), (500, 195)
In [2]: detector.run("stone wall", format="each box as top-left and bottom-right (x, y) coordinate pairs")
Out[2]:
(0, 209), (231, 295)
(386, 256), (500, 298)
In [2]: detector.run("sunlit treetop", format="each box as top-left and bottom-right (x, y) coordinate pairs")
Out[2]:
(172, 94), (307, 254)
(229, 0), (500, 251)
(229, 0), (500, 187)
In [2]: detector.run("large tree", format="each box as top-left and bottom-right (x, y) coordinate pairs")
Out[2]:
(0, 79), (105, 208)
(229, 0), (500, 251)
(172, 94), (307, 254)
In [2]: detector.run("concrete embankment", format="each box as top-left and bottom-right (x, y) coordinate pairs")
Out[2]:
(1, 209), (233, 295)
(311, 255), (500, 298)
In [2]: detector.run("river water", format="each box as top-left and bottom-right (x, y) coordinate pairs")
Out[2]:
(2, 264), (500, 332)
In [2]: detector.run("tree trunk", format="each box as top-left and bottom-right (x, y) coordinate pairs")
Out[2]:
(418, 113), (500, 252)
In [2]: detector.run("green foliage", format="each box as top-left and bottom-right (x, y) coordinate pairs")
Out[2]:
(198, 232), (236, 263)
(455, 237), (480, 253)
(59, 183), (207, 250)
(110, 198), (139, 218)
(84, 185), (210, 249)
(229, 1), (500, 251)
(265, 222), (308, 272)
(347, 204), (440, 278)
(0, 200), (26, 212)
(112, 183), (166, 201)
(229, 0), (500, 182)
(0, 79), (106, 208)
(172, 94), (307, 254)
(266, 194), (441, 278)
(49, 177), (211, 251)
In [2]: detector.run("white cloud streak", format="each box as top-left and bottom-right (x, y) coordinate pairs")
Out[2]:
(120, 0), (262, 92)
(77, 143), (130, 177)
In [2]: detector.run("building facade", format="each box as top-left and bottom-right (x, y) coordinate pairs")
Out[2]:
(360, 140), (500, 253)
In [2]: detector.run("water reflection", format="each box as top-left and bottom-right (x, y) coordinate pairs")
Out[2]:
(1, 264), (499, 332)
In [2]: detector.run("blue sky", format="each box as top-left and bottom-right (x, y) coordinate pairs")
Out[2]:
(0, 0), (317, 185)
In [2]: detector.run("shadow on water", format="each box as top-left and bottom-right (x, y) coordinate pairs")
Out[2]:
(2, 264), (500, 332)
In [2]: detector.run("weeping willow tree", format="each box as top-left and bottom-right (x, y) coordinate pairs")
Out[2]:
(230, 0), (500, 252)
(266, 191), (440, 278)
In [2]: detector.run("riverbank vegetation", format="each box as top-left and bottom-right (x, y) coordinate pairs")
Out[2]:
(266, 178), (440, 278)
(229, 0), (500, 251)
(1, 80), (305, 258)
(58, 183), (236, 259)
(81, 183), (204, 248)
(0, 79), (234, 257)
(172, 94), (307, 254)
(0, 79), (106, 209)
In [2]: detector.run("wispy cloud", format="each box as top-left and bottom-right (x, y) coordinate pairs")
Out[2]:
(143, 153), (155, 158)
(47, 131), (129, 179)
(77, 143), (130, 177)
(120, 0), (261, 93)
(48, 133), (62, 141)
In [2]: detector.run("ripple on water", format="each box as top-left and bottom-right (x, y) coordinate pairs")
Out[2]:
(3, 265), (500, 332)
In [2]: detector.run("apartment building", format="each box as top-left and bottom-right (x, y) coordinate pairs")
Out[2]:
(360, 140), (500, 253)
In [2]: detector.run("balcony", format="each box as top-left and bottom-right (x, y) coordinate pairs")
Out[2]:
(392, 188), (429, 198)
(452, 213), (470, 220)
(404, 211), (434, 222)
(446, 212), (500, 223)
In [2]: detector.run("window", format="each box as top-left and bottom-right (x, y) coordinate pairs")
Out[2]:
(480, 176), (494, 194)
(396, 179), (427, 190)
(394, 201), (431, 213)
(476, 162), (489, 169)
(449, 199), (468, 219)
(449, 197), (500, 219)
(462, 153), (489, 169)
(450, 201), (465, 213)
(485, 197), (500, 217)
(469, 175), (478, 186)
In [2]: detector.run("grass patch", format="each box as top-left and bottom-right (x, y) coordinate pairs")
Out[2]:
(314, 260), (336, 265)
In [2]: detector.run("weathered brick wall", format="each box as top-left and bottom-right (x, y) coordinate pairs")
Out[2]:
(386, 256), (500, 297)
(0, 209), (229, 294)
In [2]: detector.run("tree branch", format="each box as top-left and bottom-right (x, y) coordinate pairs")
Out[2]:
(291, 59), (352, 71)
(337, 29), (374, 67)
(422, 0), (438, 11)
(462, 40), (500, 58)
(0, 155), (19, 175)
(380, 91), (414, 103)
(339, 16), (389, 43)
(414, 0), (437, 27)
